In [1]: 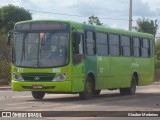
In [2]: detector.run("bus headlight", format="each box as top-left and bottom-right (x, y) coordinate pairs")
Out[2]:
(53, 73), (67, 82)
(13, 73), (24, 81)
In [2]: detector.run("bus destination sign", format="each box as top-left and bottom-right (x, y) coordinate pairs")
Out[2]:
(15, 22), (69, 31)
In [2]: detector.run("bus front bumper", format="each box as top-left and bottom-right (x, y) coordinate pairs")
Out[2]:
(12, 81), (71, 92)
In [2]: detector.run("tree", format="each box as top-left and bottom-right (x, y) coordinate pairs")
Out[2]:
(0, 8), (2, 29)
(156, 40), (160, 60)
(0, 5), (32, 84)
(134, 17), (159, 37)
(88, 15), (103, 25)
(0, 4), (32, 33)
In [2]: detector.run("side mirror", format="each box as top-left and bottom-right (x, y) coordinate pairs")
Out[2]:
(73, 32), (81, 54)
(7, 32), (12, 45)
(74, 32), (81, 44)
(72, 32), (84, 64)
(73, 54), (84, 65)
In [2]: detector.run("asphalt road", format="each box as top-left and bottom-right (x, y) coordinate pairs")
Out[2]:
(0, 83), (160, 119)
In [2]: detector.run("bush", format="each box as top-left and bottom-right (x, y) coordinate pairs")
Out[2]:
(155, 68), (160, 82)
(0, 34), (11, 85)
(0, 61), (11, 83)
(155, 60), (160, 69)
(155, 60), (160, 81)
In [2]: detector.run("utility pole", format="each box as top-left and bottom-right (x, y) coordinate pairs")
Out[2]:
(129, 0), (132, 31)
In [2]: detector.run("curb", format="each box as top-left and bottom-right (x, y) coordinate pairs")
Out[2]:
(0, 86), (11, 90)
(153, 82), (160, 85)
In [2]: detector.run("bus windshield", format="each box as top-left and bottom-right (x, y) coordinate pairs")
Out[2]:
(13, 32), (69, 68)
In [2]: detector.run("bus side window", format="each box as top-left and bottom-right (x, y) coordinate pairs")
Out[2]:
(133, 37), (141, 57)
(72, 32), (84, 64)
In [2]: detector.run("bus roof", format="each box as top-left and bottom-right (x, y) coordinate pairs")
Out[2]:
(15, 20), (154, 39)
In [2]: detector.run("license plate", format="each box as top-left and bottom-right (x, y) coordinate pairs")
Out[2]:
(33, 85), (43, 89)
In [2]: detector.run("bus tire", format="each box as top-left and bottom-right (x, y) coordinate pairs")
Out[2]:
(31, 91), (45, 100)
(93, 90), (101, 95)
(120, 76), (136, 95)
(79, 76), (93, 100)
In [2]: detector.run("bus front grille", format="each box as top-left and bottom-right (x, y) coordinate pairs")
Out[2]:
(21, 73), (55, 82)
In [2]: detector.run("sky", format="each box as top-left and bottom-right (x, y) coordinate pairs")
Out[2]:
(1, 0), (160, 37)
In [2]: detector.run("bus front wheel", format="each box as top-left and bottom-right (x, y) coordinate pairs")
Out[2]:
(79, 76), (94, 100)
(120, 76), (137, 95)
(31, 91), (45, 100)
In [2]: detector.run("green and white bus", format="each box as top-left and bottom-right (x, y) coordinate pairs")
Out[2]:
(8, 20), (155, 100)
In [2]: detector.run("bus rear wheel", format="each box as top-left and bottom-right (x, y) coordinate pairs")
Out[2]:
(120, 76), (137, 95)
(31, 91), (45, 100)
(79, 76), (94, 100)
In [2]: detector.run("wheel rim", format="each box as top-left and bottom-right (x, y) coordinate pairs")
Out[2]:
(131, 78), (136, 93)
(86, 81), (92, 94)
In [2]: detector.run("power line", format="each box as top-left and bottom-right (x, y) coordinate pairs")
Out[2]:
(29, 9), (86, 18)
(0, 5), (136, 22)
(0, 6), (135, 22)
(29, 9), (135, 22)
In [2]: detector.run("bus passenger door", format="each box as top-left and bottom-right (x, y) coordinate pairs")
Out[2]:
(72, 32), (85, 92)
(96, 56), (111, 89)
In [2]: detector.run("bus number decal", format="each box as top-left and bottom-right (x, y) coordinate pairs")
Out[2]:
(131, 63), (139, 67)
(53, 68), (61, 73)
(17, 68), (23, 72)
(98, 57), (102, 61)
